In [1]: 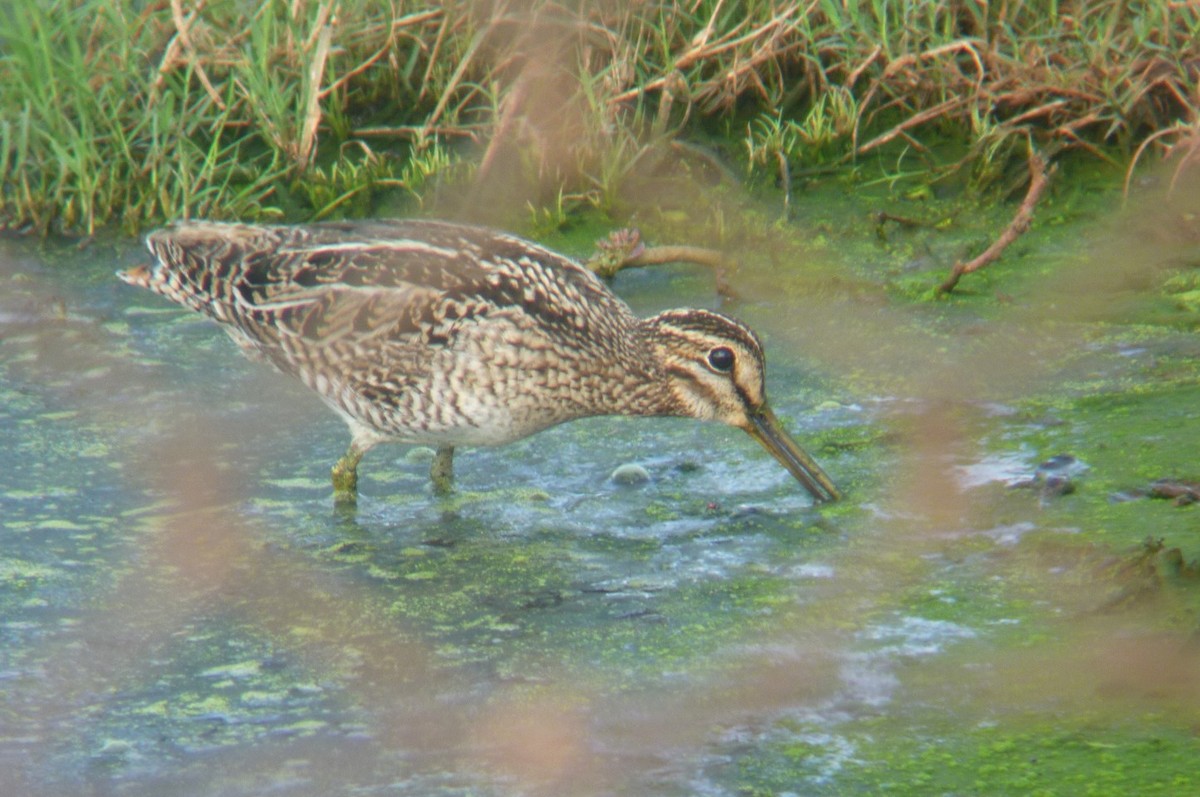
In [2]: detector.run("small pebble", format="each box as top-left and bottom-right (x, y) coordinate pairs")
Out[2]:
(404, 446), (437, 463)
(610, 463), (650, 486)
(1040, 473), (1075, 497)
(730, 504), (765, 519)
(1036, 454), (1077, 474)
(95, 739), (133, 756)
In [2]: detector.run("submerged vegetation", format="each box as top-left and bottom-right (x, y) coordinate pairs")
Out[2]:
(1, 0), (1198, 239)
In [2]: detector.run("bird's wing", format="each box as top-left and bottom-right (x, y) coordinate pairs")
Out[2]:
(224, 220), (625, 349)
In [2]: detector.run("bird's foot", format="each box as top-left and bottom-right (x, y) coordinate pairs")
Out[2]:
(430, 445), (454, 496)
(331, 447), (363, 505)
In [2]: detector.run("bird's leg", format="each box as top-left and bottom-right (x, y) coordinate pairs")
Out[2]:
(331, 443), (365, 504)
(430, 445), (454, 494)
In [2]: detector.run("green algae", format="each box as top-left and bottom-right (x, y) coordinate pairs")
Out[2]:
(738, 719), (1200, 796)
(0, 558), (63, 583)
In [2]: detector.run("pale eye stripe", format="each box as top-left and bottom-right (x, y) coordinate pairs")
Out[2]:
(666, 363), (726, 408)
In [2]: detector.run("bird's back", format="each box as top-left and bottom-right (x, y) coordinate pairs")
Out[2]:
(119, 219), (656, 445)
(127, 220), (614, 327)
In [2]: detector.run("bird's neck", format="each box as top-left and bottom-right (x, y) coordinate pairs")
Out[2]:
(613, 318), (690, 418)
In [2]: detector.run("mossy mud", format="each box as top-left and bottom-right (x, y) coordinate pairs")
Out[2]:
(3, 160), (1200, 795)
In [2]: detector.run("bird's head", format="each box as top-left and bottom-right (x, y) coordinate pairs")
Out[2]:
(643, 309), (840, 503)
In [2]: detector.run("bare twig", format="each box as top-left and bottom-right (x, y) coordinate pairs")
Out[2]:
(937, 149), (1052, 294)
(692, 0), (726, 55)
(1005, 98), (1070, 125)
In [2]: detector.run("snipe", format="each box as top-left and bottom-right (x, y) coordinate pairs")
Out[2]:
(119, 219), (840, 504)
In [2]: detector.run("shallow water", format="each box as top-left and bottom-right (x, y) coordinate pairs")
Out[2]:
(4, 172), (1200, 796)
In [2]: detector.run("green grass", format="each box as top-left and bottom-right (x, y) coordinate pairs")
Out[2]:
(1, 0), (1197, 235)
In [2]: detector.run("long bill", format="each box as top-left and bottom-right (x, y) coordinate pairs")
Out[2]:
(746, 406), (841, 503)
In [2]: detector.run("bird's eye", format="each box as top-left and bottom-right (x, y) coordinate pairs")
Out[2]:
(707, 346), (735, 373)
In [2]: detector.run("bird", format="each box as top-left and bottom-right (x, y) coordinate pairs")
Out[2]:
(118, 219), (840, 505)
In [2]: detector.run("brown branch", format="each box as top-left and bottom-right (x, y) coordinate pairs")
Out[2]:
(845, 45), (882, 90)
(629, 245), (739, 298)
(625, 244), (732, 271)
(1055, 127), (1122, 168)
(855, 97), (967, 156)
(937, 150), (1051, 294)
(321, 25), (409, 100)
(586, 229), (738, 296)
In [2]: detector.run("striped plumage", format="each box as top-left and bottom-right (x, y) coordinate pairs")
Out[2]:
(119, 219), (840, 503)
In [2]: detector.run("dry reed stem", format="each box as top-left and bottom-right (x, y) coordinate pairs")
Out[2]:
(420, 20), (488, 140)
(297, 2), (334, 167)
(321, 39), (386, 98)
(845, 45), (882, 90)
(1005, 98), (1069, 125)
(856, 97), (968, 156)
(13, 0), (1200, 234)
(353, 124), (479, 141)
(1057, 126), (1121, 166)
(158, 0), (225, 109)
(1125, 121), (1200, 198)
(938, 149), (1051, 294)
(420, 14), (449, 101)
(777, 148), (791, 219)
(692, 0), (727, 54)
(1166, 135), (1200, 194)
(608, 2), (812, 107)
(476, 69), (528, 182)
